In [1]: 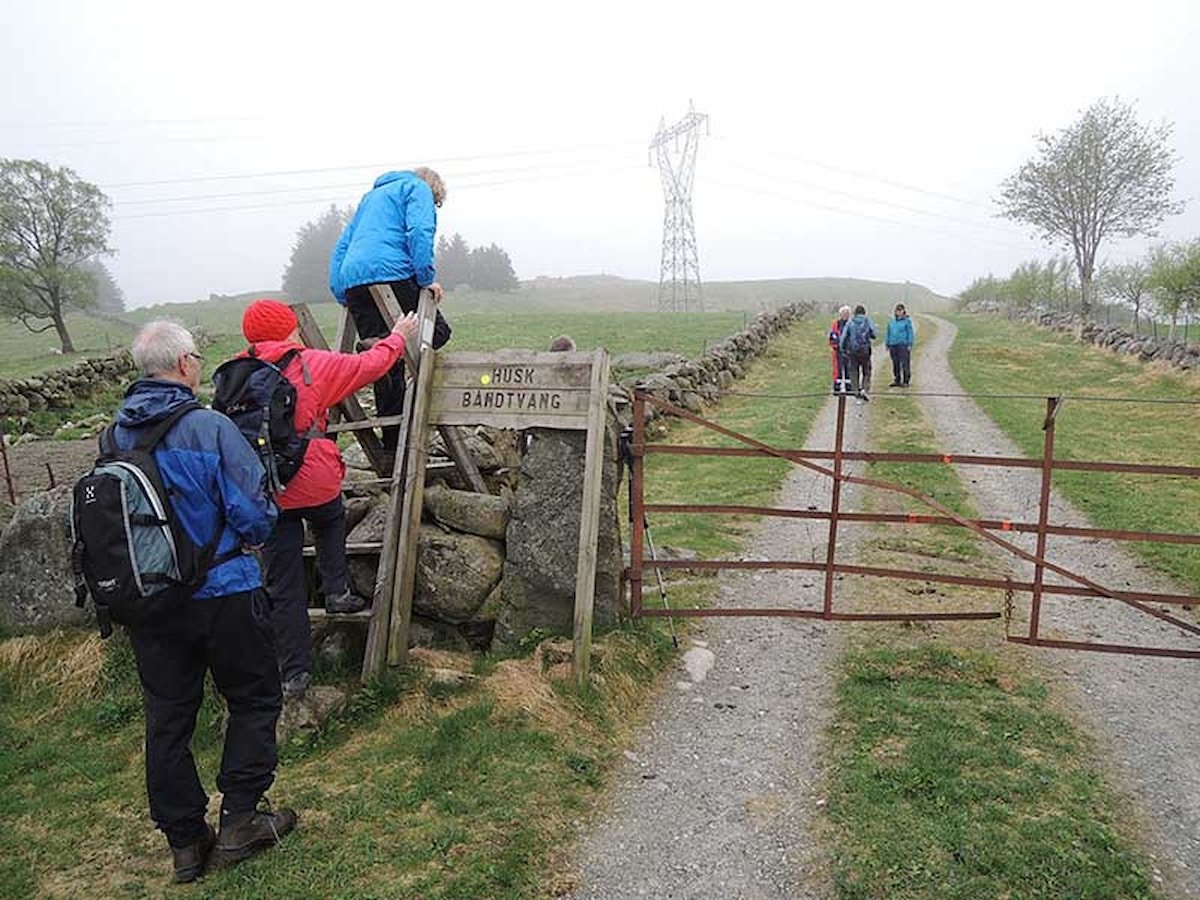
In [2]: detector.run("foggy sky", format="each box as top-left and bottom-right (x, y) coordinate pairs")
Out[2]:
(2, 0), (1198, 309)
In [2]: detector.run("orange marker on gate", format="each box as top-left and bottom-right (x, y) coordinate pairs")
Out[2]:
(942, 454), (953, 464)
(1001, 520), (1013, 531)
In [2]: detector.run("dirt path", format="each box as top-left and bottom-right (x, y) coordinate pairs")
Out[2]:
(916, 315), (1200, 896)
(567, 395), (875, 900)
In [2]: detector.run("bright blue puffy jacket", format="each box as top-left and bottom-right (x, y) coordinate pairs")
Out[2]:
(111, 380), (278, 599)
(328, 171), (438, 302)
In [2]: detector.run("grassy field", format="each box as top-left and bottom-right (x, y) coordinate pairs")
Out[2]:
(944, 313), (1200, 593)
(823, 344), (1155, 899)
(0, 273), (948, 381)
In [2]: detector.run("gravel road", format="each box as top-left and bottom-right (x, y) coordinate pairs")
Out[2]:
(917, 315), (1200, 896)
(567, 395), (876, 900)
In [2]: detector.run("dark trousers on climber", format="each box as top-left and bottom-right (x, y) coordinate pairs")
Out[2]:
(261, 496), (351, 685)
(344, 277), (453, 454)
(129, 590), (281, 849)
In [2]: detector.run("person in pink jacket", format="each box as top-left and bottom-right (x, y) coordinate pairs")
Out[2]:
(238, 299), (417, 698)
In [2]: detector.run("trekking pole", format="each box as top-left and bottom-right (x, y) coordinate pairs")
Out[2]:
(620, 425), (678, 648)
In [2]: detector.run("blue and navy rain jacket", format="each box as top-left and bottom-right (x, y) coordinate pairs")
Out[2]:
(111, 379), (277, 599)
(329, 170), (438, 302)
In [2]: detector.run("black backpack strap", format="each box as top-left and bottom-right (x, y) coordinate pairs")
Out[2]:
(132, 401), (203, 453)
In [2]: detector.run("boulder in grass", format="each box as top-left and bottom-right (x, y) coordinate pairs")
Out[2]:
(0, 486), (84, 633)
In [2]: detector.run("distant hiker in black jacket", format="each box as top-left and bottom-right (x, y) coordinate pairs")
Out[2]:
(838, 305), (878, 403)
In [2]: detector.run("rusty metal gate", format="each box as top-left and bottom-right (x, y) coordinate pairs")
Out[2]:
(626, 390), (1200, 659)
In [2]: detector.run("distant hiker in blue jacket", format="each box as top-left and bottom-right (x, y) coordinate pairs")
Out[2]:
(885, 303), (915, 387)
(838, 305), (877, 403)
(111, 321), (295, 882)
(329, 168), (450, 465)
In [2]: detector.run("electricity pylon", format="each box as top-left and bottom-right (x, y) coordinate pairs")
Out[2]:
(651, 101), (708, 312)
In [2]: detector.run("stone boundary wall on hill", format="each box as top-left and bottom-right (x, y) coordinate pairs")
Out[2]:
(963, 302), (1199, 372)
(0, 352), (137, 417)
(624, 301), (815, 423)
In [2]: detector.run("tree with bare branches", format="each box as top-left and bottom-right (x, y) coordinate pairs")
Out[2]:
(0, 158), (113, 353)
(998, 98), (1183, 316)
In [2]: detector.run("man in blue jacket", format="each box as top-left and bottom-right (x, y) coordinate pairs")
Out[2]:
(113, 321), (295, 882)
(885, 303), (916, 387)
(329, 167), (450, 464)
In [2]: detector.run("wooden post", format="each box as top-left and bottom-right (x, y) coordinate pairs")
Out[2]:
(386, 333), (439, 667)
(1029, 396), (1059, 643)
(572, 349), (610, 686)
(822, 393), (848, 619)
(363, 291), (436, 678)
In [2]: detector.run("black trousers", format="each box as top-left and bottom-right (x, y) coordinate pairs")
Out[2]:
(889, 345), (912, 385)
(129, 589), (281, 849)
(344, 278), (452, 453)
(261, 496), (349, 683)
(849, 351), (872, 396)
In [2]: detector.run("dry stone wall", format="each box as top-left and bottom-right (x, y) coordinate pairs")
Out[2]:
(0, 352), (137, 417)
(965, 303), (1199, 372)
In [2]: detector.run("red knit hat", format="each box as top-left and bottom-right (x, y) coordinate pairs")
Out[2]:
(242, 299), (299, 343)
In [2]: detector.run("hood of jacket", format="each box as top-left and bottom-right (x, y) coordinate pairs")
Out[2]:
(115, 378), (198, 430)
(373, 170), (409, 189)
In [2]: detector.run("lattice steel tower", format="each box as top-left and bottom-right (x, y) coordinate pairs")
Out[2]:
(651, 102), (708, 312)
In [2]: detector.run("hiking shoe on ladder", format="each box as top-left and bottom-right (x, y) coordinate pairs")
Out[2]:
(325, 590), (369, 615)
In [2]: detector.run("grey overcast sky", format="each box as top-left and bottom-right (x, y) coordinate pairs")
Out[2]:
(2, 0), (1198, 308)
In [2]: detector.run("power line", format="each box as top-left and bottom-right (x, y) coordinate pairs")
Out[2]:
(652, 102), (708, 313)
(707, 177), (1036, 252)
(100, 142), (641, 189)
(110, 157), (638, 206)
(722, 158), (1030, 241)
(111, 164), (647, 220)
(712, 135), (995, 210)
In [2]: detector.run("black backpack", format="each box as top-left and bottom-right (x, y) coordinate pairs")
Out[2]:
(212, 348), (315, 494)
(70, 403), (233, 637)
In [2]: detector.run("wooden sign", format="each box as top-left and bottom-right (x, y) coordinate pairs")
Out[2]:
(431, 350), (600, 430)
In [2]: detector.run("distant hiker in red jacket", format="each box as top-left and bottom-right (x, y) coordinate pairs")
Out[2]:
(238, 299), (418, 698)
(828, 305), (852, 394)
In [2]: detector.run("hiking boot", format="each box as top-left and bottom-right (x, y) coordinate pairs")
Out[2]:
(325, 589), (368, 615)
(281, 671), (310, 700)
(889, 381), (901, 387)
(171, 822), (216, 883)
(210, 801), (297, 871)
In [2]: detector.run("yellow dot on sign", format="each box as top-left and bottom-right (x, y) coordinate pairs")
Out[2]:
(480, 374), (491, 385)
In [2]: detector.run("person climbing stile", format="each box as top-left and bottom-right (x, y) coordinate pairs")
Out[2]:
(231, 299), (418, 700)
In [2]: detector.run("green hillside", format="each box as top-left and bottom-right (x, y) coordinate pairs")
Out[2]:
(0, 275), (947, 379)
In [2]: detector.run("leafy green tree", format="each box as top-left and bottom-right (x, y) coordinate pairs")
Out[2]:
(1099, 261), (1150, 332)
(435, 233), (472, 290)
(1148, 241), (1200, 340)
(282, 204), (352, 303)
(998, 98), (1183, 316)
(0, 158), (113, 352)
